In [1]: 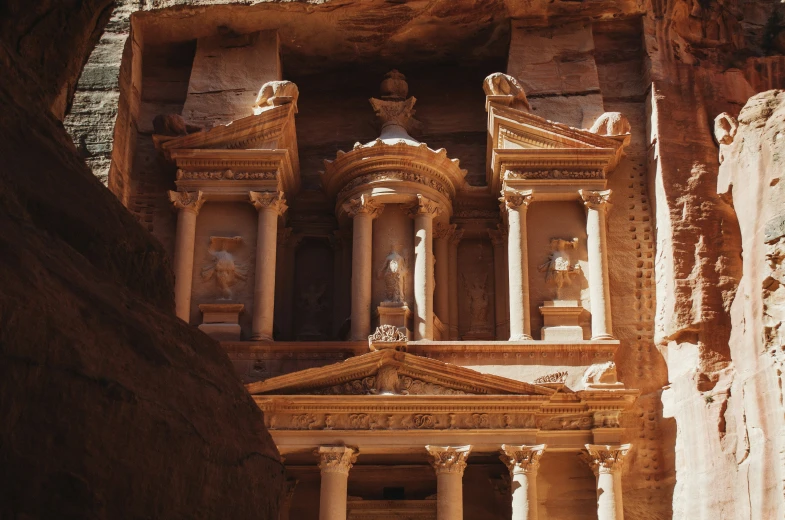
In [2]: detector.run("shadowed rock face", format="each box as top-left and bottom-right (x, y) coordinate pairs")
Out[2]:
(0, 1), (283, 519)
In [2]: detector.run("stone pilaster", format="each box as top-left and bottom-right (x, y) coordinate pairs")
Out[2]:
(316, 446), (359, 520)
(425, 445), (471, 520)
(488, 225), (509, 340)
(502, 189), (534, 340)
(249, 191), (287, 341)
(447, 227), (464, 340)
(500, 444), (547, 520)
(343, 195), (384, 340)
(584, 444), (630, 520)
(409, 195), (442, 340)
(434, 223), (455, 335)
(579, 189), (614, 339)
(279, 478), (299, 520)
(168, 190), (205, 322)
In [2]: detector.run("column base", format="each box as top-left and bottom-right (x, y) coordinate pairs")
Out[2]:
(250, 333), (274, 342)
(509, 333), (533, 341)
(591, 334), (615, 340)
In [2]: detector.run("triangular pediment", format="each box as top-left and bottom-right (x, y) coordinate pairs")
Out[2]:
(246, 350), (555, 396)
(486, 104), (626, 193)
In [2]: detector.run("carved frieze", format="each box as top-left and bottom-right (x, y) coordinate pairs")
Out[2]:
(337, 171), (452, 199)
(176, 169), (278, 181)
(266, 411), (543, 431)
(504, 169), (604, 180)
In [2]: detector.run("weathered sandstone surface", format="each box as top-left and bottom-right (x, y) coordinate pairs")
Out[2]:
(0, 1), (283, 518)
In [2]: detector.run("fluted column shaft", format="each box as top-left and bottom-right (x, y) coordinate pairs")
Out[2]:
(448, 229), (463, 340)
(503, 189), (533, 340)
(489, 227), (509, 340)
(344, 196), (383, 340)
(434, 223), (454, 333)
(584, 444), (630, 520)
(500, 444), (546, 520)
(411, 195), (442, 340)
(317, 446), (358, 520)
(426, 445), (471, 520)
(169, 190), (205, 322)
(250, 191), (287, 341)
(580, 190), (614, 339)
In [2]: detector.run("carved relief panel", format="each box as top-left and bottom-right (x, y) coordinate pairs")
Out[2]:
(457, 238), (495, 340)
(191, 202), (257, 335)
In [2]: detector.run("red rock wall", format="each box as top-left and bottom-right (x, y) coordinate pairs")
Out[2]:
(0, 1), (284, 518)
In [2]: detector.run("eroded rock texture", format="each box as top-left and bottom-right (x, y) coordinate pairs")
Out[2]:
(0, 1), (283, 518)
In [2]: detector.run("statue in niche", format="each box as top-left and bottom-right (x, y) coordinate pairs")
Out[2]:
(378, 246), (408, 304)
(201, 236), (247, 299)
(298, 283), (327, 335)
(461, 273), (490, 331)
(538, 238), (581, 299)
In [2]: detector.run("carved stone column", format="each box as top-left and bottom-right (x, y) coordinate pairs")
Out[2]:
(584, 444), (630, 520)
(249, 191), (287, 341)
(426, 445), (471, 520)
(434, 223), (454, 334)
(410, 195), (442, 340)
(316, 446), (358, 520)
(343, 196), (384, 340)
(488, 226), (509, 340)
(579, 190), (614, 339)
(168, 190), (205, 322)
(502, 189), (534, 340)
(500, 444), (546, 520)
(279, 478), (298, 520)
(448, 228), (464, 340)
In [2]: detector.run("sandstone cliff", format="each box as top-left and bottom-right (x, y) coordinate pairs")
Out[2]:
(0, 1), (283, 518)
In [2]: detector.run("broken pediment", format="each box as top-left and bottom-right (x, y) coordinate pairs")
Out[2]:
(486, 103), (629, 196)
(246, 349), (555, 397)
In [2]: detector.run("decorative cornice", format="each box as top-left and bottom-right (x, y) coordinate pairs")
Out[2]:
(337, 170), (451, 200)
(499, 444), (547, 475)
(584, 443), (631, 475)
(249, 191), (287, 215)
(168, 190), (205, 214)
(579, 189), (612, 209)
(501, 189), (534, 210)
(316, 446), (358, 475)
(425, 445), (472, 475)
(176, 169), (277, 181)
(342, 194), (384, 219)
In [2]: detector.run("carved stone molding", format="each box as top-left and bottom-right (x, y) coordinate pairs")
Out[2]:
(337, 170), (452, 200)
(316, 446), (359, 475)
(501, 189), (534, 210)
(342, 194), (384, 219)
(584, 444), (631, 475)
(249, 190), (288, 215)
(168, 190), (205, 214)
(499, 444), (547, 475)
(425, 445), (472, 475)
(176, 169), (277, 181)
(408, 194), (443, 219)
(505, 169), (604, 180)
(579, 189), (612, 209)
(533, 371), (568, 384)
(368, 324), (408, 351)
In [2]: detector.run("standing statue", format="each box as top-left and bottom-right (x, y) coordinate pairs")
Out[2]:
(461, 273), (490, 331)
(298, 283), (327, 335)
(378, 247), (408, 304)
(201, 236), (247, 299)
(538, 238), (581, 299)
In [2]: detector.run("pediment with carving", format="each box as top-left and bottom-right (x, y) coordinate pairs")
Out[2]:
(246, 349), (554, 396)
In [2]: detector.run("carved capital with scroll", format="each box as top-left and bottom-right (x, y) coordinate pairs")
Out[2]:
(249, 191), (288, 215)
(583, 443), (630, 475)
(500, 444), (547, 475)
(501, 189), (534, 211)
(408, 194), (443, 219)
(168, 190), (205, 215)
(342, 194), (384, 219)
(425, 445), (472, 476)
(315, 446), (359, 475)
(434, 222), (456, 240)
(579, 189), (612, 210)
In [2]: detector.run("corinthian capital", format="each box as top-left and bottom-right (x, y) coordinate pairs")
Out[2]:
(501, 189), (534, 210)
(315, 446), (358, 475)
(579, 189), (612, 209)
(425, 445), (472, 475)
(500, 444), (547, 475)
(487, 224), (507, 246)
(342, 194), (384, 219)
(434, 223), (456, 240)
(584, 443), (630, 475)
(408, 194), (443, 219)
(249, 191), (288, 215)
(168, 190), (205, 214)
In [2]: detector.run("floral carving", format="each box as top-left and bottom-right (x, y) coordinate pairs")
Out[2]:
(425, 445), (472, 475)
(168, 190), (205, 214)
(501, 189), (534, 210)
(316, 446), (358, 475)
(504, 169), (604, 180)
(342, 194), (384, 218)
(499, 444), (547, 475)
(583, 444), (631, 474)
(533, 371), (568, 384)
(249, 191), (287, 214)
(579, 189), (612, 209)
(176, 169), (277, 180)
